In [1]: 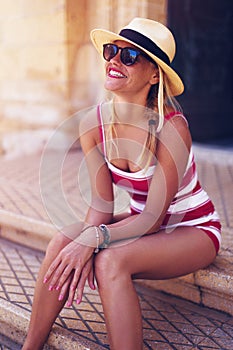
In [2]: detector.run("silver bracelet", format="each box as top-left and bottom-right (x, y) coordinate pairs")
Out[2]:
(94, 226), (100, 254)
(99, 224), (111, 249)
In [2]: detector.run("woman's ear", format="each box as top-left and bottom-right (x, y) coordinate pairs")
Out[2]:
(150, 68), (159, 85)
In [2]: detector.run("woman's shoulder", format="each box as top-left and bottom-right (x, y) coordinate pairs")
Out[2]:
(79, 105), (99, 136)
(158, 109), (192, 150)
(163, 109), (189, 132)
(78, 106), (102, 153)
(165, 109), (188, 123)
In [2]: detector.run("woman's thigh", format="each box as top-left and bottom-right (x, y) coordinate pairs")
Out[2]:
(108, 226), (217, 281)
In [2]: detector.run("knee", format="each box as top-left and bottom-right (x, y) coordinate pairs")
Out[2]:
(45, 232), (71, 260)
(94, 248), (127, 287)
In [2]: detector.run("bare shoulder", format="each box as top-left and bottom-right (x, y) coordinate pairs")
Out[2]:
(79, 105), (98, 136)
(167, 113), (189, 134)
(77, 106), (102, 155)
(158, 113), (192, 152)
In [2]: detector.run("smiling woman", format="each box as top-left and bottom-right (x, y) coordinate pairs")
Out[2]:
(103, 40), (159, 108)
(22, 17), (221, 350)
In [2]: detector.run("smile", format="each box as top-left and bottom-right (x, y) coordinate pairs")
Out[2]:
(108, 69), (127, 78)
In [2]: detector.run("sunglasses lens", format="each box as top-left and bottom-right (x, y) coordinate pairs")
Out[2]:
(103, 44), (118, 61)
(103, 44), (141, 66)
(121, 48), (138, 66)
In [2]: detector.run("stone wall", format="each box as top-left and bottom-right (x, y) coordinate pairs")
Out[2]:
(0, 0), (167, 156)
(71, 0), (167, 110)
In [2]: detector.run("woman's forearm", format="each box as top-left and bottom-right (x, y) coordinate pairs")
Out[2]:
(107, 210), (162, 243)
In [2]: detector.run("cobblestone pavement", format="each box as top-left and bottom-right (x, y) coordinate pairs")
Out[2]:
(0, 334), (20, 350)
(1, 238), (233, 350)
(0, 145), (233, 349)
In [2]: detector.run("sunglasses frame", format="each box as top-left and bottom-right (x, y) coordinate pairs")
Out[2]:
(103, 43), (152, 66)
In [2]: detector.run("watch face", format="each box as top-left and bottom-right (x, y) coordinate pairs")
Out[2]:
(99, 224), (110, 246)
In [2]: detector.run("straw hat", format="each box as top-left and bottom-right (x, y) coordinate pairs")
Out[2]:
(90, 17), (184, 96)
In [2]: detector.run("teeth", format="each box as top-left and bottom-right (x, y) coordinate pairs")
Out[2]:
(109, 70), (126, 78)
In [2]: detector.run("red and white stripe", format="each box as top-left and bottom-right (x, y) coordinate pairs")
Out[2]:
(97, 104), (221, 250)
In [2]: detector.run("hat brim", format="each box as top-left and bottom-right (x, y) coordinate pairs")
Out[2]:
(90, 28), (184, 96)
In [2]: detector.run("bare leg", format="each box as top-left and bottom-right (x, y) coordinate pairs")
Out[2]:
(22, 233), (72, 350)
(96, 266), (143, 350)
(95, 227), (216, 350)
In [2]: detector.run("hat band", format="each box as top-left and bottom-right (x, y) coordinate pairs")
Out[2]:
(119, 29), (170, 66)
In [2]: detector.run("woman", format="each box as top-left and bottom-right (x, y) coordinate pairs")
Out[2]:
(22, 18), (221, 350)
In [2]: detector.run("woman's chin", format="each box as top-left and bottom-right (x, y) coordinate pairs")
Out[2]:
(104, 78), (126, 92)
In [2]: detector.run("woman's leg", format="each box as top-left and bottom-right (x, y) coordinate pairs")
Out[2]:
(96, 257), (143, 350)
(22, 232), (72, 350)
(94, 226), (217, 350)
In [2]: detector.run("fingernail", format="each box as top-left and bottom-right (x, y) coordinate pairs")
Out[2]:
(43, 278), (48, 284)
(66, 301), (71, 307)
(49, 285), (53, 291)
(58, 294), (64, 301)
(76, 298), (81, 305)
(56, 286), (60, 291)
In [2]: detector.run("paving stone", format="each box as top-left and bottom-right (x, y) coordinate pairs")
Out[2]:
(0, 146), (233, 348)
(0, 333), (21, 350)
(0, 238), (233, 349)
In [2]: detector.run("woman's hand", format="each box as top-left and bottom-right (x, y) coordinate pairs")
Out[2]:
(43, 237), (96, 306)
(58, 253), (95, 307)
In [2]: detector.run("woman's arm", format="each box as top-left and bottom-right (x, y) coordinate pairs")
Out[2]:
(43, 109), (115, 302)
(79, 115), (192, 246)
(79, 109), (114, 226)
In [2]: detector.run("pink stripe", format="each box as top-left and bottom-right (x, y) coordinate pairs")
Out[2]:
(96, 105), (220, 240)
(171, 181), (201, 204)
(179, 159), (196, 191)
(165, 111), (180, 120)
(204, 230), (220, 253)
(162, 200), (215, 225)
(111, 172), (151, 192)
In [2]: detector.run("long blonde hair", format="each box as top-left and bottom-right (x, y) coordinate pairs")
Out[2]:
(105, 67), (182, 169)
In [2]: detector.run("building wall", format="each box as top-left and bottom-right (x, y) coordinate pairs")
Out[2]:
(70, 0), (167, 111)
(0, 1), (67, 128)
(0, 0), (167, 155)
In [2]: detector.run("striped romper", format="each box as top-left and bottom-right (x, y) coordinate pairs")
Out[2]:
(97, 104), (221, 253)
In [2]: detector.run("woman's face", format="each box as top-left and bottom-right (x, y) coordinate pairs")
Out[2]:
(104, 40), (159, 97)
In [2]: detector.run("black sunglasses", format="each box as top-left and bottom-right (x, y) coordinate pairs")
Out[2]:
(103, 43), (153, 66)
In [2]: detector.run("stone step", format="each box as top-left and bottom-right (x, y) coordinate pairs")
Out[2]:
(0, 192), (232, 317)
(0, 237), (108, 349)
(1, 220), (233, 317)
(1, 237), (233, 349)
(0, 149), (233, 318)
(138, 226), (233, 316)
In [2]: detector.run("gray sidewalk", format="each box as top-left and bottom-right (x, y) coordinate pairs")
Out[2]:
(0, 237), (233, 350)
(0, 143), (233, 349)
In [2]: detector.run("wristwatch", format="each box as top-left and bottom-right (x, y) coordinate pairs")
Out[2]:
(99, 224), (111, 248)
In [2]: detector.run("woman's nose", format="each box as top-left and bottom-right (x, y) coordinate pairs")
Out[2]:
(110, 51), (121, 64)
